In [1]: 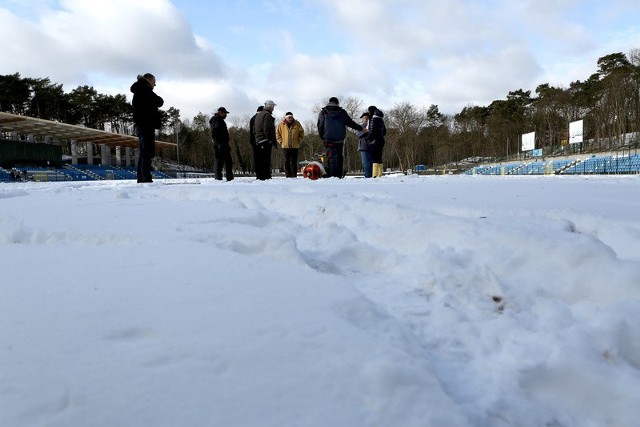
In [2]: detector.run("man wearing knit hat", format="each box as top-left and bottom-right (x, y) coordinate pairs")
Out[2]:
(276, 112), (305, 177)
(317, 97), (362, 178)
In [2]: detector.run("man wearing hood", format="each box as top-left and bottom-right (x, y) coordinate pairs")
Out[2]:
(317, 97), (362, 178)
(366, 106), (386, 177)
(130, 73), (164, 183)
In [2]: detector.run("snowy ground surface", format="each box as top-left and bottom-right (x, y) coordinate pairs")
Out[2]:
(1, 174), (640, 427)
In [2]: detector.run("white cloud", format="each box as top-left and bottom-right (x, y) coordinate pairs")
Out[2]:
(302, 0), (543, 112)
(0, 0), (227, 85)
(0, 0), (239, 121)
(1, 0), (638, 125)
(160, 79), (254, 118)
(309, 0), (639, 114)
(427, 44), (543, 108)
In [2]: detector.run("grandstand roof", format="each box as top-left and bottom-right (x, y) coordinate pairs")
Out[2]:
(0, 112), (176, 149)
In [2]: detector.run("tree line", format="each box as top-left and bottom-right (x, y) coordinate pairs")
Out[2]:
(1, 49), (639, 173)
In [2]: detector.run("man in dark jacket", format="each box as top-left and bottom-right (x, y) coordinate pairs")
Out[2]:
(317, 97), (362, 178)
(131, 73), (164, 183)
(209, 107), (233, 181)
(249, 105), (264, 177)
(253, 100), (277, 180)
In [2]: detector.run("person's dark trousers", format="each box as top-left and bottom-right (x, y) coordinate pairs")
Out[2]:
(360, 150), (373, 178)
(325, 141), (344, 178)
(284, 148), (299, 177)
(135, 125), (155, 182)
(255, 142), (272, 180)
(214, 145), (234, 181)
(252, 145), (260, 178)
(371, 144), (384, 165)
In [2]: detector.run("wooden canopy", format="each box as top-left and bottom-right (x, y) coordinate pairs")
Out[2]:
(0, 112), (176, 149)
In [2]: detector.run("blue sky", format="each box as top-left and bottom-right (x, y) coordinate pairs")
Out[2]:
(1, 0), (639, 125)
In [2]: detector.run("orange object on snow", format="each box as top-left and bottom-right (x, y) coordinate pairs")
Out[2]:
(302, 161), (326, 180)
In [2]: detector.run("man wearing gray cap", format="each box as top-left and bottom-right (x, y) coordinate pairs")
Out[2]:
(209, 106), (234, 181)
(253, 100), (277, 180)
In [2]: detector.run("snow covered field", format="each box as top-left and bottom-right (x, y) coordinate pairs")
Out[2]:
(1, 174), (640, 427)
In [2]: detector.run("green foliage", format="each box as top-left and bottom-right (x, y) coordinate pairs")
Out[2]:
(0, 73), (31, 114)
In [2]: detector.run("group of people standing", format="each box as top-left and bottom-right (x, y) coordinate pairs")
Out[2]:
(210, 96), (386, 181)
(130, 73), (385, 182)
(212, 100), (305, 181)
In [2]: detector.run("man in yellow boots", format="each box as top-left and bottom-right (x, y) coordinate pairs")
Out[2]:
(365, 106), (386, 177)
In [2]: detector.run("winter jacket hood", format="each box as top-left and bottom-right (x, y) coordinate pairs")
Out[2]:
(366, 108), (386, 147)
(130, 76), (164, 129)
(209, 113), (230, 146)
(317, 104), (362, 142)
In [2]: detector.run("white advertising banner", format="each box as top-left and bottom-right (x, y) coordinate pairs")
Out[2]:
(522, 131), (535, 152)
(569, 120), (583, 144)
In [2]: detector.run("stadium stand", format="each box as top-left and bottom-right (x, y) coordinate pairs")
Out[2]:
(62, 166), (95, 181)
(0, 167), (12, 182)
(513, 161), (546, 175)
(563, 156), (611, 174)
(0, 164), (174, 182)
(0, 111), (177, 183)
(28, 167), (71, 181)
(464, 154), (640, 176)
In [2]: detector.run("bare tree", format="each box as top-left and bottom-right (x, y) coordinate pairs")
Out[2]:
(386, 102), (426, 171)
